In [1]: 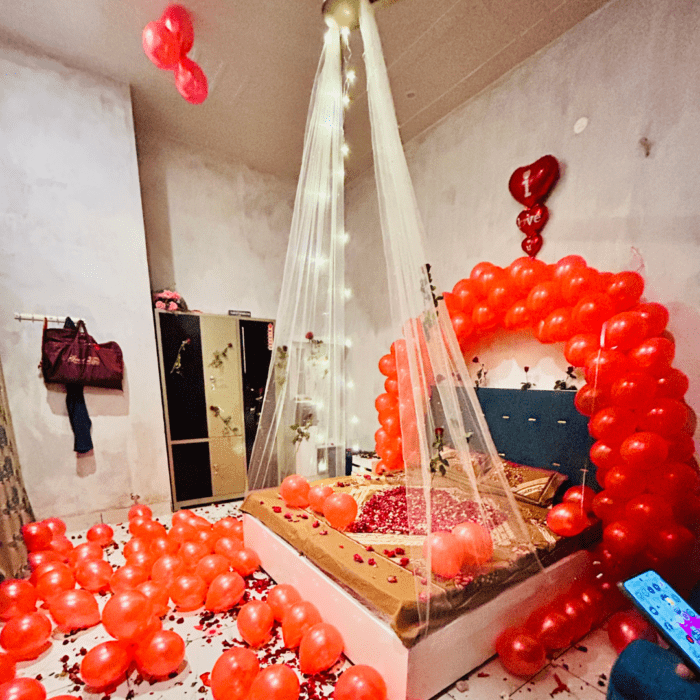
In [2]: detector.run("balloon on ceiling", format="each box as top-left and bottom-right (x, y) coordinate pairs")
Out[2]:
(142, 4), (208, 105)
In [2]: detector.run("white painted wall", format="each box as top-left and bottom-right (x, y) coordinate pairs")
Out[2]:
(137, 135), (296, 320)
(0, 44), (171, 522)
(346, 0), (700, 449)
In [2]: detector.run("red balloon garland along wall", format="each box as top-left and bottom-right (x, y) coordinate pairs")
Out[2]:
(374, 254), (700, 675)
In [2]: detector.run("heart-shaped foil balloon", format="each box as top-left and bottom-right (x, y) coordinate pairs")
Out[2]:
(508, 155), (560, 208)
(521, 234), (543, 258)
(516, 203), (549, 237)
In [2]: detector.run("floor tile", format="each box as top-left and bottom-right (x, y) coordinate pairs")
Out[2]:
(437, 653), (529, 698)
(510, 664), (606, 699)
(553, 628), (617, 695)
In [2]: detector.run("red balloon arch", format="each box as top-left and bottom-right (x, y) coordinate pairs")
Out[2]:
(373, 254), (699, 675)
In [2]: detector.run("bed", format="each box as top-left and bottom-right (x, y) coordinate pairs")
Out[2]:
(242, 388), (599, 699)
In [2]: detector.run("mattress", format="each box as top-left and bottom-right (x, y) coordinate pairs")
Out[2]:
(241, 470), (599, 647)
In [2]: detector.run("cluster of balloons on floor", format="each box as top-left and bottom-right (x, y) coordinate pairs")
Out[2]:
(0, 506), (388, 700)
(373, 254), (699, 671)
(142, 5), (208, 104)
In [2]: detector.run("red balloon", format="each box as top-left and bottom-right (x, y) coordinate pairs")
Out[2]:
(472, 265), (505, 298)
(21, 523), (52, 553)
(574, 384), (607, 417)
(609, 372), (656, 410)
(205, 572), (245, 613)
(656, 369), (689, 399)
(333, 665), (387, 700)
(379, 412), (401, 437)
(282, 601), (322, 649)
(648, 524), (695, 562)
(229, 548), (261, 577)
(607, 272), (645, 311)
(0, 612), (52, 660)
(129, 504), (153, 520)
(280, 475), (310, 508)
(375, 393), (397, 414)
(168, 523), (197, 544)
(138, 519), (168, 541)
(564, 334), (599, 367)
(634, 302), (669, 337)
(591, 490), (624, 524)
(171, 509), (196, 527)
(526, 607), (573, 651)
(603, 520), (646, 558)
(536, 307), (573, 343)
(210, 647), (260, 700)
(299, 622), (344, 674)
(101, 590), (154, 643)
(604, 464), (647, 500)
(267, 584), (302, 622)
(180, 540), (209, 568)
(75, 559), (113, 594)
(48, 535), (74, 561)
(507, 257), (549, 296)
(246, 664), (300, 700)
(142, 21), (180, 70)
(607, 610), (657, 654)
(195, 554), (230, 585)
(422, 531), (464, 578)
(308, 485), (334, 514)
(648, 461), (700, 501)
(35, 566), (75, 602)
(214, 536), (243, 560)
(619, 431), (669, 471)
(86, 523), (114, 547)
(503, 300), (532, 331)
(526, 281), (562, 320)
(590, 441), (620, 471)
(576, 582), (607, 625)
(602, 311), (647, 351)
(49, 589), (100, 632)
(175, 57), (208, 104)
(571, 294), (615, 334)
(80, 640), (132, 690)
(443, 291), (462, 317)
(0, 580), (37, 621)
(585, 349), (630, 388)
(134, 629), (185, 679)
(552, 255), (587, 282)
(0, 653), (15, 685)
(629, 337), (675, 377)
(212, 517), (243, 541)
(563, 485), (596, 514)
(68, 541), (104, 567)
(625, 494), (674, 532)
(43, 517), (66, 537)
(161, 4), (194, 55)
(27, 551), (62, 571)
(471, 302), (498, 331)
(560, 267), (601, 304)
(450, 311), (473, 345)
(136, 580), (170, 618)
(125, 548), (156, 572)
(323, 493), (358, 531)
(487, 280), (517, 314)
(452, 278), (481, 312)
(378, 354), (397, 377)
(151, 554), (186, 588)
(451, 522), (493, 565)
(588, 406), (637, 442)
(667, 431), (696, 462)
(546, 502), (589, 537)
(110, 564), (149, 593)
(0, 679), (46, 700)
(559, 595), (595, 641)
(170, 574), (207, 612)
(123, 537), (149, 559)
(384, 377), (399, 396)
(237, 600), (274, 648)
(638, 399), (689, 438)
(495, 628), (547, 678)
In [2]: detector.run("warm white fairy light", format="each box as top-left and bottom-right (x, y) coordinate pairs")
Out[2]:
(350, 414), (359, 423)
(346, 68), (356, 85)
(341, 142), (350, 157)
(347, 380), (355, 389)
(345, 338), (352, 348)
(339, 230), (350, 244)
(342, 94), (351, 108)
(351, 442), (360, 452)
(343, 287), (353, 299)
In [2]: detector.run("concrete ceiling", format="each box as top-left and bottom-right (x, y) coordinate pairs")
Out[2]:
(0, 0), (609, 181)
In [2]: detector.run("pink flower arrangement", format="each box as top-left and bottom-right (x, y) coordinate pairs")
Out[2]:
(152, 289), (188, 312)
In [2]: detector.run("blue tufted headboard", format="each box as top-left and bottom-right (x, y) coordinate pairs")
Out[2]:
(475, 387), (596, 488)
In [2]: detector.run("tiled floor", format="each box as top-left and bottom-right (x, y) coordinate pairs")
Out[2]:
(11, 500), (619, 700)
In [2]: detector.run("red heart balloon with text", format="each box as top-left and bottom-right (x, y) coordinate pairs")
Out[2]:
(516, 203), (549, 237)
(509, 155), (560, 207)
(521, 234), (543, 258)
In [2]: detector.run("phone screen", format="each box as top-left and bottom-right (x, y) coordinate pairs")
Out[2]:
(621, 570), (700, 674)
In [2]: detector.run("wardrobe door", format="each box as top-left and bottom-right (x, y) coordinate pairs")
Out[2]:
(209, 437), (247, 498)
(171, 442), (213, 503)
(158, 313), (208, 441)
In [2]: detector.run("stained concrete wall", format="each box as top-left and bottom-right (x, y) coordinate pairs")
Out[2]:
(346, 0), (700, 449)
(137, 134), (296, 320)
(0, 44), (171, 523)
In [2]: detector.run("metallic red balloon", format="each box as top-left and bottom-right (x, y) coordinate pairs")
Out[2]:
(21, 523), (52, 553)
(298, 622), (344, 674)
(334, 665), (387, 700)
(280, 475), (310, 508)
(134, 629), (185, 679)
(495, 628), (547, 678)
(0, 580), (37, 621)
(267, 584), (302, 622)
(86, 523), (114, 547)
(546, 502), (589, 537)
(607, 610), (657, 654)
(175, 57), (208, 105)
(508, 156), (560, 208)
(142, 21), (180, 70)
(210, 648), (259, 700)
(80, 640), (132, 690)
(246, 664), (299, 700)
(49, 589), (100, 633)
(205, 572), (245, 613)
(0, 612), (52, 660)
(161, 4), (194, 55)
(0, 678), (46, 700)
(237, 600), (274, 648)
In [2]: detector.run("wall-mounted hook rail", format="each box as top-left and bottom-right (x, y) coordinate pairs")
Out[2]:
(14, 313), (84, 324)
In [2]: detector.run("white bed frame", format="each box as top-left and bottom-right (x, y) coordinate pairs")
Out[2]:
(244, 514), (592, 700)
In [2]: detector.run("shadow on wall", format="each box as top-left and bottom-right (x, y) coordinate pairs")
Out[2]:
(133, 127), (175, 292)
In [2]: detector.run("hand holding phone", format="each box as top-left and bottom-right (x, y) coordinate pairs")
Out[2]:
(620, 570), (700, 677)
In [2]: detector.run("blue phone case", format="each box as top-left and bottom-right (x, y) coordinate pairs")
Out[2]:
(621, 570), (700, 674)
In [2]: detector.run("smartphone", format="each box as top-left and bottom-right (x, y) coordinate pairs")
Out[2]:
(620, 570), (700, 674)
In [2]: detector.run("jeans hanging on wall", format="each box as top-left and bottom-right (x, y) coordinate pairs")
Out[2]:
(63, 318), (93, 454)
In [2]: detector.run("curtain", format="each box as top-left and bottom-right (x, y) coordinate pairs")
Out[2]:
(0, 354), (34, 580)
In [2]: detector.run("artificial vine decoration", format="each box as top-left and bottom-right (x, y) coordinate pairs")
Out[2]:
(210, 342), (233, 369)
(520, 365), (535, 391)
(472, 357), (488, 388)
(290, 416), (313, 445)
(274, 345), (289, 391)
(209, 405), (239, 435)
(429, 427), (449, 477)
(305, 332), (329, 378)
(553, 366), (578, 391)
(170, 338), (191, 375)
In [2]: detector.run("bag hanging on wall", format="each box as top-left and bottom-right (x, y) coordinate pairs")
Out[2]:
(41, 319), (124, 390)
